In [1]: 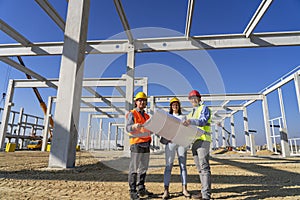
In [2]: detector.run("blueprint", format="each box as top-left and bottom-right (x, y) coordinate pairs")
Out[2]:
(144, 109), (205, 147)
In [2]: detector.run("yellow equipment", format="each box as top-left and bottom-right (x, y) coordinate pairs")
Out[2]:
(27, 140), (42, 150)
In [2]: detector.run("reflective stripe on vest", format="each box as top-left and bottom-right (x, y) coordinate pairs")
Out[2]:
(187, 104), (212, 142)
(129, 109), (151, 145)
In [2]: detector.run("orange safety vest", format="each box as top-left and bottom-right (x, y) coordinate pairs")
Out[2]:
(128, 110), (151, 145)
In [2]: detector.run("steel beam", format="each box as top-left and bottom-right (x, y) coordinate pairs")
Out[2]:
(262, 70), (298, 95)
(113, 0), (134, 43)
(35, 0), (65, 31)
(84, 86), (125, 115)
(13, 77), (147, 88)
(185, 0), (195, 38)
(0, 19), (32, 46)
(243, 0), (273, 37)
(1, 31), (300, 56)
(294, 71), (300, 112)
(0, 57), (57, 89)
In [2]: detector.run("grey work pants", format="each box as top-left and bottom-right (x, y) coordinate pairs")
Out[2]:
(128, 143), (150, 192)
(192, 139), (211, 199)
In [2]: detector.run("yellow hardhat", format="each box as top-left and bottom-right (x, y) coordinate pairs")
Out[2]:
(170, 97), (180, 105)
(134, 92), (147, 101)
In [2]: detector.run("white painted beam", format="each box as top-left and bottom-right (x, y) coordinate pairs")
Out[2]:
(1, 31), (300, 56)
(113, 0), (134, 43)
(184, 0), (194, 38)
(0, 19), (32, 46)
(0, 57), (57, 89)
(243, 0), (273, 37)
(35, 0), (65, 31)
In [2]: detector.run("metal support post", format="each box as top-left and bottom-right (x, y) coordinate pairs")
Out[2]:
(86, 114), (92, 150)
(280, 127), (290, 157)
(278, 88), (290, 157)
(115, 126), (119, 149)
(124, 44), (135, 156)
(230, 115), (236, 148)
(294, 71), (300, 112)
(262, 95), (272, 151)
(108, 122), (112, 150)
(16, 107), (24, 148)
(48, 0), (90, 168)
(99, 119), (103, 149)
(249, 130), (256, 156)
(0, 80), (15, 150)
(243, 107), (250, 152)
(221, 121), (226, 147)
(214, 125), (219, 149)
(42, 96), (53, 151)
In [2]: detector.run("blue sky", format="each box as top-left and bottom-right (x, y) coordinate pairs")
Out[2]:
(0, 0), (300, 146)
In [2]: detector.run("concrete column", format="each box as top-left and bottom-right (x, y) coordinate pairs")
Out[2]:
(99, 119), (103, 149)
(278, 88), (290, 157)
(249, 131), (256, 156)
(86, 114), (92, 150)
(214, 125), (219, 148)
(48, 0), (90, 168)
(230, 115), (236, 148)
(108, 122), (112, 150)
(9, 112), (16, 135)
(243, 107), (250, 152)
(294, 72), (300, 113)
(16, 108), (24, 148)
(0, 80), (15, 150)
(221, 121), (226, 147)
(280, 128), (290, 157)
(124, 44), (135, 156)
(115, 126), (119, 149)
(42, 96), (53, 151)
(262, 94), (272, 151)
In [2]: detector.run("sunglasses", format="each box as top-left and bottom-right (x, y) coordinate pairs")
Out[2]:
(136, 99), (147, 102)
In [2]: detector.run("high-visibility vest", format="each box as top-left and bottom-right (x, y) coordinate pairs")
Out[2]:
(128, 109), (151, 145)
(187, 104), (212, 142)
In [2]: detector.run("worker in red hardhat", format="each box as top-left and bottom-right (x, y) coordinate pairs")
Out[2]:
(161, 97), (190, 199)
(183, 90), (212, 200)
(126, 92), (153, 200)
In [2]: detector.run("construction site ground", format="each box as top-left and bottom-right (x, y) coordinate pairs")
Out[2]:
(0, 149), (299, 200)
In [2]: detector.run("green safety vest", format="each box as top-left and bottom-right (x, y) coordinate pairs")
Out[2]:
(187, 104), (212, 142)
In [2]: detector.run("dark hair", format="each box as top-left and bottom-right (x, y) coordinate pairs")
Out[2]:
(169, 102), (182, 115)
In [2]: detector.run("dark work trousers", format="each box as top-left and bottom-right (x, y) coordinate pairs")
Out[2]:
(128, 142), (150, 193)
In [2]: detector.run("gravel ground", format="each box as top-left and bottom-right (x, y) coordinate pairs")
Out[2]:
(0, 150), (300, 200)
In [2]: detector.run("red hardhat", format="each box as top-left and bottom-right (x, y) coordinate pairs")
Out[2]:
(188, 90), (201, 99)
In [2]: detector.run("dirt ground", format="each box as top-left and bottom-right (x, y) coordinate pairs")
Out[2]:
(0, 149), (300, 200)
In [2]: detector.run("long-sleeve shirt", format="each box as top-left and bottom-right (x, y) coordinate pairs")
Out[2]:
(126, 108), (146, 132)
(188, 104), (210, 127)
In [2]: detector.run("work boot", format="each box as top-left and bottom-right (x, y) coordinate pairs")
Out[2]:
(138, 188), (153, 198)
(191, 192), (202, 199)
(182, 185), (191, 198)
(162, 186), (170, 199)
(130, 191), (140, 200)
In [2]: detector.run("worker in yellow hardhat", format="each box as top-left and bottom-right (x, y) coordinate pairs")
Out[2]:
(161, 97), (190, 199)
(126, 91), (153, 200)
(183, 90), (212, 200)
